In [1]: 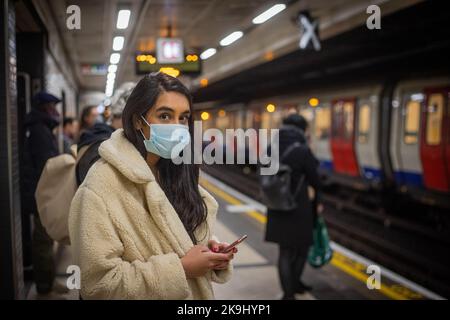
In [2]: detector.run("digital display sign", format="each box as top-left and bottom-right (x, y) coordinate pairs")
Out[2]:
(135, 51), (201, 77)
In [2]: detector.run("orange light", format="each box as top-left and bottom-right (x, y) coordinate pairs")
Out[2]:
(191, 55), (198, 62)
(201, 111), (210, 121)
(266, 104), (276, 113)
(159, 67), (180, 78)
(200, 78), (209, 87)
(218, 109), (226, 117)
(264, 51), (274, 61)
(309, 98), (319, 107)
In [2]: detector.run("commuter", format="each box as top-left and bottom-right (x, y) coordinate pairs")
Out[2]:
(22, 92), (64, 294)
(62, 117), (79, 155)
(75, 95), (127, 185)
(101, 105), (112, 123)
(69, 72), (235, 300)
(264, 114), (322, 300)
(79, 105), (99, 135)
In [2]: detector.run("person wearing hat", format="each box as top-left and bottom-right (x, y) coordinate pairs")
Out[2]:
(264, 113), (323, 300)
(22, 91), (64, 295)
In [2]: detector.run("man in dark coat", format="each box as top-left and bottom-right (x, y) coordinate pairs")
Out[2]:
(22, 92), (61, 294)
(264, 114), (322, 300)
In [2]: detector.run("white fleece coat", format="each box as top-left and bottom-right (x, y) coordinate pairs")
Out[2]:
(68, 129), (232, 300)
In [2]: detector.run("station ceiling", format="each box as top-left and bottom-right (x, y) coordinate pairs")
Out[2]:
(46, 0), (282, 90)
(40, 0), (433, 100)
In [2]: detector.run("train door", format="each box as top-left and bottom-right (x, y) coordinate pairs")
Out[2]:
(355, 95), (382, 181)
(391, 91), (423, 188)
(311, 102), (333, 171)
(330, 98), (359, 176)
(420, 88), (450, 192)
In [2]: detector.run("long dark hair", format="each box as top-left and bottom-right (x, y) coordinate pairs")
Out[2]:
(122, 72), (207, 244)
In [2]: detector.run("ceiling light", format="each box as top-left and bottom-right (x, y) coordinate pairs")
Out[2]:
(200, 48), (217, 60)
(107, 72), (116, 81)
(108, 65), (117, 73)
(252, 4), (286, 24)
(117, 10), (131, 29)
(112, 36), (125, 51)
(219, 31), (243, 47)
(110, 53), (121, 64)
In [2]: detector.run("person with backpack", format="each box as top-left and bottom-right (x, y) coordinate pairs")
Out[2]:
(263, 114), (322, 300)
(22, 92), (63, 295)
(68, 73), (235, 300)
(35, 87), (131, 246)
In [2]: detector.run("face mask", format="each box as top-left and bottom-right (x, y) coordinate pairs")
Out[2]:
(139, 116), (191, 159)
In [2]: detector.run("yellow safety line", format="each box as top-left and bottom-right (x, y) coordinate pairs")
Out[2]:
(200, 177), (423, 300)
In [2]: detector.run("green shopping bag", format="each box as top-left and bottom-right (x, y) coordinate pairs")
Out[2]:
(307, 216), (333, 268)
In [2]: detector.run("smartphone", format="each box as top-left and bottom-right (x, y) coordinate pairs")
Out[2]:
(219, 235), (248, 253)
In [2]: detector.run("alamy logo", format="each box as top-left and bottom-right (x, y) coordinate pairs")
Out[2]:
(66, 265), (81, 290)
(66, 5), (81, 30)
(366, 5), (381, 30)
(169, 121), (280, 176)
(366, 265), (381, 289)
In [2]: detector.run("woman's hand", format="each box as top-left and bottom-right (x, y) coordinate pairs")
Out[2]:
(208, 239), (237, 271)
(180, 245), (234, 278)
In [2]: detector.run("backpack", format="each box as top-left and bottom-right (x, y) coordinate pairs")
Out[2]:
(34, 146), (79, 244)
(34, 140), (104, 244)
(259, 142), (305, 211)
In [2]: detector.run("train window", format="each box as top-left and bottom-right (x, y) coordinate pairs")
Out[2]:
(404, 99), (421, 144)
(261, 112), (271, 129)
(216, 112), (230, 131)
(343, 102), (354, 140)
(332, 102), (343, 138)
(358, 104), (371, 144)
(426, 93), (444, 146)
(314, 107), (331, 140)
(246, 110), (254, 129)
(272, 111), (282, 129)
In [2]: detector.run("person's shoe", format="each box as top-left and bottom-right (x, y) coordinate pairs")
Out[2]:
(296, 281), (312, 293)
(281, 294), (296, 300)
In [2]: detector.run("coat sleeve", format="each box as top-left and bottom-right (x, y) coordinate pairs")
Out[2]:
(29, 124), (58, 175)
(300, 147), (322, 202)
(69, 187), (190, 300)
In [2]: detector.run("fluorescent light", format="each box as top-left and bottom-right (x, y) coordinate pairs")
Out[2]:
(107, 72), (116, 81)
(200, 48), (217, 60)
(110, 53), (121, 64)
(112, 36), (125, 51)
(252, 4), (286, 24)
(220, 31), (243, 46)
(117, 10), (131, 29)
(108, 65), (117, 73)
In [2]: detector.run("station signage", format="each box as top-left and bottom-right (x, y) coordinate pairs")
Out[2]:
(135, 51), (201, 76)
(156, 38), (184, 64)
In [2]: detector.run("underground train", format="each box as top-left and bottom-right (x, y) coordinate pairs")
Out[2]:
(195, 77), (450, 210)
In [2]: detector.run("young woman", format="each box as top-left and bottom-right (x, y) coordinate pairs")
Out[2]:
(69, 72), (236, 300)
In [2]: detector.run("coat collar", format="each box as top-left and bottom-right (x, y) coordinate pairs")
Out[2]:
(99, 129), (155, 184)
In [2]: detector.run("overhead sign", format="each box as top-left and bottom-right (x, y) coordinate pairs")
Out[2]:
(135, 52), (201, 76)
(156, 38), (184, 64)
(297, 12), (321, 51)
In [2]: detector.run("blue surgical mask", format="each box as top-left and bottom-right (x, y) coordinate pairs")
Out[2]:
(139, 116), (191, 159)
